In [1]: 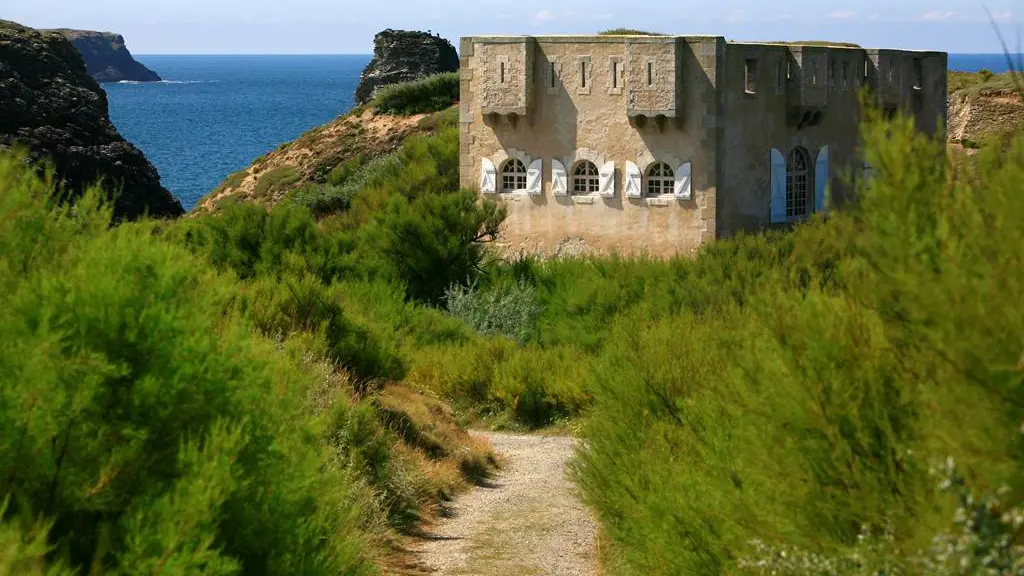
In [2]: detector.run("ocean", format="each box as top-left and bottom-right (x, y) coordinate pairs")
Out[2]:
(106, 55), (370, 210)
(105, 53), (1019, 211)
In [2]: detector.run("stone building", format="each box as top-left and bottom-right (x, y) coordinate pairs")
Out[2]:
(457, 35), (947, 256)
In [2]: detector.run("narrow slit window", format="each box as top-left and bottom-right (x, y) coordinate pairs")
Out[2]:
(581, 61), (587, 88)
(842, 60), (850, 89)
(745, 58), (758, 94)
(500, 61), (506, 84)
(913, 58), (923, 89)
(550, 61), (556, 88)
(776, 59), (784, 91)
(612, 61), (619, 88)
(647, 62), (654, 86)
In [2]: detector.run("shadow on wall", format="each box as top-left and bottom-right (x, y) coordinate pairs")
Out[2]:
(489, 43), (578, 210)
(630, 42), (712, 213)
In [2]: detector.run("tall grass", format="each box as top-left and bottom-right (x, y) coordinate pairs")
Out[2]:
(371, 73), (460, 116)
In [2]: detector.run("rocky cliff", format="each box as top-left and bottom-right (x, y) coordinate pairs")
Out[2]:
(48, 28), (161, 83)
(0, 20), (183, 219)
(354, 29), (459, 105)
(948, 90), (1024, 148)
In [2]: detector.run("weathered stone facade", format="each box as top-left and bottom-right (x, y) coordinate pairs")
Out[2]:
(459, 35), (947, 257)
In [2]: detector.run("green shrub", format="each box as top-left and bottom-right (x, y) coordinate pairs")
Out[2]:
(443, 279), (543, 344)
(326, 153), (366, 186)
(358, 190), (505, 303)
(289, 153), (403, 217)
(0, 155), (376, 574)
(372, 73), (460, 115)
(254, 165), (301, 199)
(240, 272), (406, 383)
(948, 69), (1023, 95)
(571, 106), (1024, 574)
(174, 201), (355, 283)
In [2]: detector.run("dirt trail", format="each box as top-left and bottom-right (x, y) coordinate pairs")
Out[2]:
(410, 432), (600, 576)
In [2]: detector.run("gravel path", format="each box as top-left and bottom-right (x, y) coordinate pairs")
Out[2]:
(410, 432), (600, 576)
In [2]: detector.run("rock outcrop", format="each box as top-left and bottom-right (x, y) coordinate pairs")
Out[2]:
(48, 28), (161, 83)
(947, 90), (1024, 145)
(0, 20), (183, 219)
(354, 29), (459, 105)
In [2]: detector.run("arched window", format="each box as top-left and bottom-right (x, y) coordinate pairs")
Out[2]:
(500, 158), (527, 192)
(786, 147), (812, 218)
(646, 162), (674, 196)
(572, 161), (600, 194)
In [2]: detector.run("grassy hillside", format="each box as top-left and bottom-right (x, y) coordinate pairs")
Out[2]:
(4, 70), (1021, 574)
(195, 73), (461, 215)
(0, 142), (500, 573)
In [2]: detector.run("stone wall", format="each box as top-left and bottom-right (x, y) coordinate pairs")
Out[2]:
(459, 34), (947, 258)
(460, 35), (721, 257)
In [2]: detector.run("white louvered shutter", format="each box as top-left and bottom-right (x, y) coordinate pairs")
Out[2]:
(674, 162), (692, 200)
(815, 146), (829, 213)
(598, 161), (616, 197)
(770, 148), (787, 223)
(551, 160), (568, 196)
(480, 158), (497, 193)
(625, 161), (642, 198)
(526, 159), (543, 195)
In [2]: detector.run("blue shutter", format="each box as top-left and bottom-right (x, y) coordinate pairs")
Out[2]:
(815, 145), (829, 213)
(770, 148), (787, 223)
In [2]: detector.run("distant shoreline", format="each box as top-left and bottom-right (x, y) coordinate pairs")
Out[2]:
(130, 52), (1022, 73)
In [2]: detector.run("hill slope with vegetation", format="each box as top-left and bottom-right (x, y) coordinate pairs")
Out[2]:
(947, 69), (1024, 149)
(4, 92), (1021, 573)
(0, 155), (504, 574)
(4, 56), (1019, 573)
(193, 72), (460, 215)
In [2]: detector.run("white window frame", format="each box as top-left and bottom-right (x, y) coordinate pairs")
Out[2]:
(500, 158), (528, 193)
(572, 161), (600, 195)
(786, 147), (812, 219)
(645, 162), (675, 197)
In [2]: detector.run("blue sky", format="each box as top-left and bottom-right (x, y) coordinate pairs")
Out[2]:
(7, 0), (1021, 54)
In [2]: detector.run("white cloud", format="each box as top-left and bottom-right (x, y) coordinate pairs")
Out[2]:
(992, 11), (1014, 22)
(921, 10), (958, 21)
(533, 10), (554, 24)
(726, 10), (746, 23)
(828, 11), (857, 20)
